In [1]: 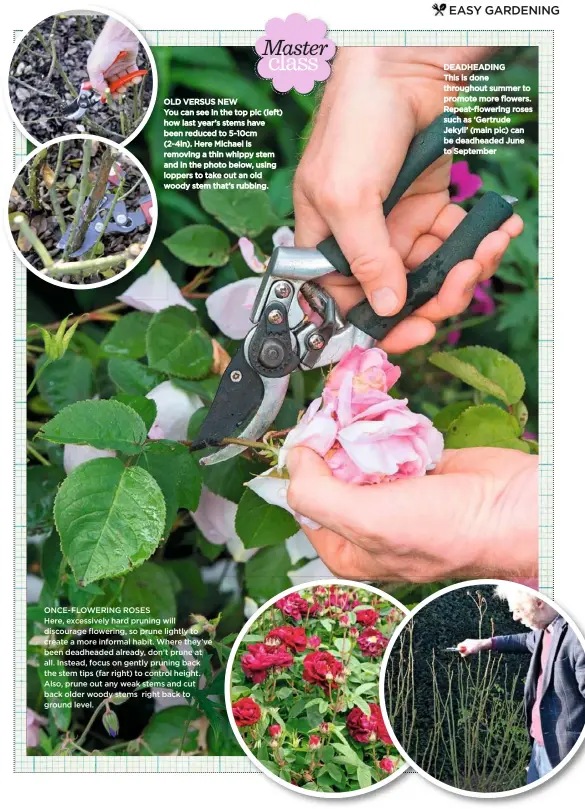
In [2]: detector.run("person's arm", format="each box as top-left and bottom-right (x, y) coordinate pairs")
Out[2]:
(491, 630), (539, 654)
(571, 631), (585, 700)
(286, 446), (537, 582)
(457, 638), (494, 657)
(294, 46), (523, 354)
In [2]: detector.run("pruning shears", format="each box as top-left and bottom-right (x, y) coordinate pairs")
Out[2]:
(63, 51), (148, 121)
(443, 646), (467, 653)
(56, 162), (152, 257)
(191, 112), (518, 465)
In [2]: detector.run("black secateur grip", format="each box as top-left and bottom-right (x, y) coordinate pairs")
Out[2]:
(315, 112), (516, 342)
(347, 192), (515, 340)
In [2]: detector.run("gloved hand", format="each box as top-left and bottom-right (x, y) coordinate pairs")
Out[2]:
(87, 18), (141, 98)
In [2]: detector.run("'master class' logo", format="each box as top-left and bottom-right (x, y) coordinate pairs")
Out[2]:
(255, 13), (336, 94)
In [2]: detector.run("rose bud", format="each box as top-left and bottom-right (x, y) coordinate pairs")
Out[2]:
(319, 722), (330, 734)
(102, 708), (119, 738)
(379, 757), (395, 774)
(339, 614), (350, 626)
(268, 724), (282, 738)
(307, 635), (321, 649)
(368, 732), (377, 743)
(349, 627), (359, 638)
(334, 673), (345, 684)
(308, 734), (321, 750)
(314, 586), (327, 597)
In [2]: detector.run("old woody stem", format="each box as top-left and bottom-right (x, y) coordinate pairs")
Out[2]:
(62, 138), (93, 260)
(28, 149), (47, 211)
(45, 245), (142, 279)
(89, 178), (125, 259)
(14, 215), (53, 268)
(47, 141), (66, 234)
(34, 28), (77, 97)
(72, 145), (117, 254)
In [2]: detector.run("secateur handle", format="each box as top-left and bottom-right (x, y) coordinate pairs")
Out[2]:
(316, 112), (517, 341)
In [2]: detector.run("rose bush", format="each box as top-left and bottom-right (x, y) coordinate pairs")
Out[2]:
(230, 584), (404, 793)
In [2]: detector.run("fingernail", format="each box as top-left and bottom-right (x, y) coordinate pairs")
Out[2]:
(371, 287), (398, 316)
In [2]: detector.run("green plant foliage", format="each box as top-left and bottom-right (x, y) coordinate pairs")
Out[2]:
(445, 404), (530, 452)
(100, 312), (152, 359)
(54, 457), (166, 584)
(39, 400), (147, 454)
(231, 585), (405, 793)
(164, 224), (231, 266)
(236, 488), (299, 548)
(429, 346), (525, 405)
(146, 306), (214, 378)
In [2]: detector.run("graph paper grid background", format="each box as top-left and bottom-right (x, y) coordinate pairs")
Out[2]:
(13, 28), (553, 773)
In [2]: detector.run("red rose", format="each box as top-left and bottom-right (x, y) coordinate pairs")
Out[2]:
(241, 643), (293, 683)
(346, 706), (378, 743)
(266, 626), (308, 652)
(232, 697), (261, 727)
(268, 724), (282, 738)
(357, 628), (389, 658)
(355, 608), (379, 627)
(370, 703), (393, 745)
(346, 703), (392, 745)
(302, 651), (344, 690)
(379, 756), (395, 773)
(275, 593), (311, 622)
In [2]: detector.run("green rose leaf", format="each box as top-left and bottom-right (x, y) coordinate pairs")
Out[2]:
(445, 404), (530, 452)
(432, 401), (473, 433)
(245, 544), (291, 601)
(163, 224), (230, 266)
(36, 352), (93, 412)
(357, 765), (372, 790)
(40, 531), (63, 595)
(200, 187), (278, 236)
(108, 358), (165, 395)
(38, 399), (147, 455)
(146, 306), (213, 379)
(142, 705), (202, 754)
(100, 312), (152, 359)
(136, 440), (202, 535)
(202, 454), (265, 503)
(236, 487), (299, 549)
(27, 465), (64, 544)
(112, 394), (157, 432)
(429, 346), (525, 405)
(54, 457), (166, 585)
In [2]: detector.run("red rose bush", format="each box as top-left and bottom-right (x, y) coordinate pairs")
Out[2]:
(230, 584), (404, 793)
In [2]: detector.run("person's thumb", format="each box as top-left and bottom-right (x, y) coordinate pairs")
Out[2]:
(89, 70), (108, 93)
(286, 447), (348, 527)
(325, 199), (407, 316)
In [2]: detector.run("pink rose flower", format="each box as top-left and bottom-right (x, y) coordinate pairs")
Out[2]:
(118, 260), (195, 312)
(279, 347), (443, 485)
(26, 708), (47, 748)
(205, 277), (262, 340)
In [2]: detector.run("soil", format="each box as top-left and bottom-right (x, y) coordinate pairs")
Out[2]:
(9, 13), (153, 144)
(9, 138), (151, 285)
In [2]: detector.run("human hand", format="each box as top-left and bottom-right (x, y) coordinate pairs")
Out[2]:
(293, 47), (524, 354)
(286, 445), (537, 582)
(457, 639), (493, 656)
(87, 18), (141, 97)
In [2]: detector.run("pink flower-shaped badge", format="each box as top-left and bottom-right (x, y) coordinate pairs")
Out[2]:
(255, 14), (336, 94)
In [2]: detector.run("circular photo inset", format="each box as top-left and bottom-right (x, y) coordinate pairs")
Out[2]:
(381, 580), (585, 797)
(226, 580), (408, 796)
(8, 11), (155, 146)
(8, 135), (156, 288)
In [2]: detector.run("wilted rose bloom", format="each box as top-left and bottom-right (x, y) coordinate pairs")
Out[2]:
(26, 708), (47, 748)
(240, 643), (294, 683)
(379, 756), (395, 774)
(357, 629), (389, 658)
(266, 625), (308, 652)
(346, 706), (379, 743)
(232, 697), (262, 727)
(275, 592), (312, 622)
(279, 347), (443, 485)
(302, 651), (344, 690)
(307, 635), (322, 649)
(308, 734), (321, 750)
(355, 608), (379, 627)
(268, 724), (282, 738)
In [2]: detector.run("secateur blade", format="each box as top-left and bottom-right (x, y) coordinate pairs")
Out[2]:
(190, 344), (284, 464)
